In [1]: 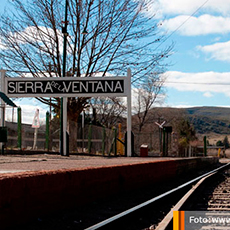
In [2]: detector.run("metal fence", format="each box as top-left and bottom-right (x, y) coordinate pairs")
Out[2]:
(76, 124), (116, 155)
(6, 121), (48, 150)
(5, 121), (119, 155)
(5, 121), (204, 157)
(133, 131), (177, 156)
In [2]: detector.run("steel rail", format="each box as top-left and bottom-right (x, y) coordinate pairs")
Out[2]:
(85, 162), (230, 230)
(155, 172), (216, 230)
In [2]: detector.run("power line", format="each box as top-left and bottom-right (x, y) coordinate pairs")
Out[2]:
(166, 81), (230, 86)
(155, 0), (210, 50)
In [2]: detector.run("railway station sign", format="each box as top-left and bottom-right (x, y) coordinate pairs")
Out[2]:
(5, 77), (128, 98)
(2, 69), (132, 157)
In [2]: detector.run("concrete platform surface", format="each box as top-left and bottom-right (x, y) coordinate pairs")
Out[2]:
(0, 154), (206, 174)
(0, 155), (219, 229)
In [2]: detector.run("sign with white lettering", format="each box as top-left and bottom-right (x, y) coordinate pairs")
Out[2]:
(5, 77), (128, 97)
(2, 69), (132, 157)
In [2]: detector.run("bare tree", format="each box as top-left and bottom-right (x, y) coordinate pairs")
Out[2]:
(0, 0), (172, 150)
(89, 97), (126, 129)
(133, 73), (165, 132)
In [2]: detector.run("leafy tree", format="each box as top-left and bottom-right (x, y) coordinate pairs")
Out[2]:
(176, 119), (196, 156)
(216, 140), (224, 147)
(178, 119), (196, 141)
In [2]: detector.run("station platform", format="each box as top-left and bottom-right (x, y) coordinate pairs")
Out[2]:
(0, 154), (218, 172)
(0, 155), (219, 228)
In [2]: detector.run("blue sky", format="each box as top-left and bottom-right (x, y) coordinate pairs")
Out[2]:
(152, 0), (230, 107)
(1, 0), (49, 124)
(1, 0), (230, 123)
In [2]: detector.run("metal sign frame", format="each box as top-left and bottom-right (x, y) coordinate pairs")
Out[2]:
(1, 69), (132, 157)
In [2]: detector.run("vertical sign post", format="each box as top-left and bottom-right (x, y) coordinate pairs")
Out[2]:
(61, 0), (69, 157)
(63, 97), (68, 156)
(127, 69), (132, 157)
(82, 110), (85, 152)
(0, 70), (6, 127)
(0, 70), (6, 154)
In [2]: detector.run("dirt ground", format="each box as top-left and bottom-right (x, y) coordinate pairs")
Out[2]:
(198, 134), (230, 145)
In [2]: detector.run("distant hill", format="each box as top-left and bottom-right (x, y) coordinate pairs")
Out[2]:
(142, 106), (230, 135)
(185, 106), (230, 135)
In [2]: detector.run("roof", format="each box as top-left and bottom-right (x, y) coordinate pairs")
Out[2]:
(0, 92), (17, 107)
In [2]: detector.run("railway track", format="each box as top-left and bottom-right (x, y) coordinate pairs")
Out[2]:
(188, 168), (230, 214)
(85, 162), (230, 230)
(204, 171), (230, 211)
(156, 163), (230, 230)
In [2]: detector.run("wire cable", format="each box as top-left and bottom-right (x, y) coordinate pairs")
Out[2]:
(155, 0), (210, 50)
(166, 81), (230, 86)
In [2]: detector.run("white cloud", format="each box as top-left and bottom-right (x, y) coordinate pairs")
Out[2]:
(11, 26), (62, 46)
(5, 99), (48, 124)
(163, 103), (230, 108)
(161, 15), (230, 36)
(0, 40), (6, 50)
(163, 104), (200, 108)
(212, 37), (221, 42)
(150, 0), (230, 18)
(1, 26), (64, 55)
(197, 40), (230, 62)
(164, 71), (230, 97)
(203, 92), (213, 97)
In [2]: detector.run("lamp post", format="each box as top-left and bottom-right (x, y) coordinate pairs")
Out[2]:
(60, 0), (69, 156)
